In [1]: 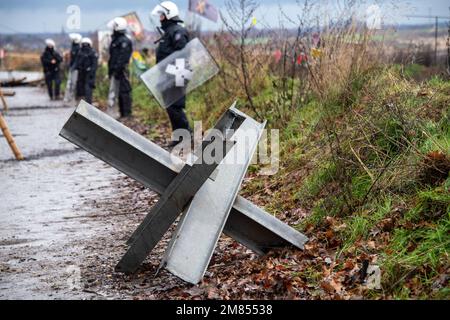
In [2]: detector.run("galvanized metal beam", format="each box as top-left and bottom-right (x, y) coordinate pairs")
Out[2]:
(225, 196), (308, 255)
(59, 101), (183, 195)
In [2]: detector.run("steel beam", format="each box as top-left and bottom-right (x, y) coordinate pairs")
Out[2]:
(59, 100), (183, 194)
(225, 196), (308, 255)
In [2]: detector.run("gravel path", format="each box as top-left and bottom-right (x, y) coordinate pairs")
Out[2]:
(0, 87), (126, 299)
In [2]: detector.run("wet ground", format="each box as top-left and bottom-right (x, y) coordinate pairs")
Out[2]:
(0, 86), (128, 299)
(0, 71), (44, 84)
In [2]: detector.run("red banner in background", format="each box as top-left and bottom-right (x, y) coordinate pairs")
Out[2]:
(122, 12), (145, 41)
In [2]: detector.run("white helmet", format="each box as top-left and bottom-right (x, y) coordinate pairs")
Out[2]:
(81, 37), (93, 46)
(151, 1), (180, 20)
(69, 33), (82, 44)
(45, 39), (55, 48)
(107, 17), (128, 32)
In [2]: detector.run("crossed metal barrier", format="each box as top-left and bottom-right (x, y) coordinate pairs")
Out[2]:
(60, 100), (308, 284)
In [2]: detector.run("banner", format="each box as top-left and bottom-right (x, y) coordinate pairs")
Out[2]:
(188, 0), (219, 23)
(140, 38), (219, 109)
(122, 12), (145, 41)
(131, 51), (149, 77)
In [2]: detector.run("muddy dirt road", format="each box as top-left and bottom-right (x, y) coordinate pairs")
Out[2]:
(0, 87), (130, 299)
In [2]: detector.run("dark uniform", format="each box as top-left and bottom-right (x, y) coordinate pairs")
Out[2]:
(75, 44), (98, 104)
(156, 18), (191, 132)
(108, 31), (133, 117)
(41, 47), (63, 100)
(70, 42), (80, 69)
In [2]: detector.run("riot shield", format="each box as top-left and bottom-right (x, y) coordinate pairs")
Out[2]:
(140, 38), (219, 109)
(107, 77), (119, 108)
(63, 69), (78, 103)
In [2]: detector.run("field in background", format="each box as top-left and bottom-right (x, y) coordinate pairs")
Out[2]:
(1, 51), (42, 71)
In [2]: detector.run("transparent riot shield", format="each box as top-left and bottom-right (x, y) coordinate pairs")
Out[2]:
(106, 77), (120, 119)
(107, 77), (119, 108)
(63, 69), (78, 103)
(140, 38), (219, 109)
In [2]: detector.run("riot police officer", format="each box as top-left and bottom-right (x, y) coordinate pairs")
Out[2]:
(69, 33), (82, 69)
(41, 39), (63, 100)
(75, 37), (98, 104)
(151, 1), (191, 146)
(107, 17), (133, 118)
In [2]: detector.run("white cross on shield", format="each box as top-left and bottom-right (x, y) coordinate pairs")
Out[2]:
(165, 58), (193, 87)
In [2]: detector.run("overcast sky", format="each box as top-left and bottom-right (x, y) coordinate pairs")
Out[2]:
(0, 0), (449, 33)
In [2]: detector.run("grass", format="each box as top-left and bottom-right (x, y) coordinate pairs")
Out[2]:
(402, 64), (425, 79)
(257, 68), (448, 298)
(294, 162), (337, 202)
(340, 196), (392, 250)
(405, 187), (450, 222)
(381, 214), (449, 299)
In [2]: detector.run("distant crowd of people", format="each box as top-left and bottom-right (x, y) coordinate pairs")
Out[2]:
(40, 35), (98, 104)
(41, 1), (191, 147)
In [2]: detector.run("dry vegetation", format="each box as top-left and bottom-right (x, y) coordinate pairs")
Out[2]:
(2, 51), (42, 71)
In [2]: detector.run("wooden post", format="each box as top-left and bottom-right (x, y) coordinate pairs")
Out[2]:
(0, 85), (9, 111)
(0, 111), (24, 160)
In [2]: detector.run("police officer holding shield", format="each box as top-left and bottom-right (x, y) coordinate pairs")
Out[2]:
(107, 17), (133, 118)
(152, 1), (191, 147)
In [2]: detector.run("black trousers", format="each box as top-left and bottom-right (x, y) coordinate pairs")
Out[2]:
(76, 72), (95, 103)
(116, 72), (132, 117)
(166, 96), (190, 132)
(45, 71), (61, 99)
